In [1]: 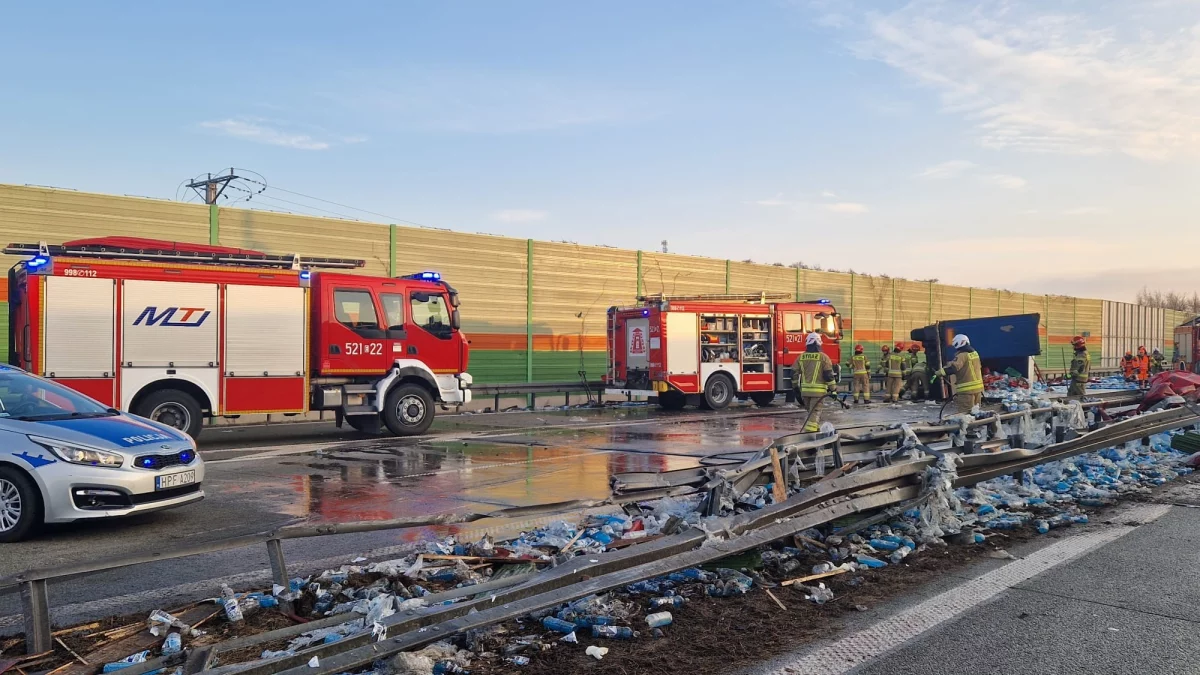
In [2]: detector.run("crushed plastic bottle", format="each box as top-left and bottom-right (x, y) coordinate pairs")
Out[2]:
(855, 554), (887, 569)
(591, 625), (636, 639)
(650, 596), (685, 608)
(220, 584), (244, 623)
(869, 538), (900, 552)
(162, 632), (182, 655)
(645, 611), (673, 628)
(805, 583), (834, 604)
(542, 616), (577, 634)
(508, 655), (531, 666)
(103, 651), (150, 673)
(888, 545), (912, 564)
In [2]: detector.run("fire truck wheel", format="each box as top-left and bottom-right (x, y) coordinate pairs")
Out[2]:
(657, 390), (687, 411)
(382, 384), (435, 436)
(701, 373), (734, 410)
(137, 389), (203, 439)
(346, 414), (383, 435)
(750, 392), (776, 407)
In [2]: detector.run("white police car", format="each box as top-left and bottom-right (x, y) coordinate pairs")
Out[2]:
(0, 365), (204, 542)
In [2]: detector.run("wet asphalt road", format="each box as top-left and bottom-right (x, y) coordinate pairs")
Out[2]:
(0, 398), (942, 632)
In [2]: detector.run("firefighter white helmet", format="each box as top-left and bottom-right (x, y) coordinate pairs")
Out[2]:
(806, 332), (823, 346)
(951, 334), (970, 349)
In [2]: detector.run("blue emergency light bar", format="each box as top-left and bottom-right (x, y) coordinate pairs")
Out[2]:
(818, 298), (830, 304)
(641, 309), (650, 317)
(299, 270), (311, 280)
(28, 256), (49, 269)
(401, 271), (442, 281)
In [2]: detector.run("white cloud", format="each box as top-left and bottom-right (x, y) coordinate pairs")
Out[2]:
(491, 209), (548, 223)
(918, 160), (976, 178)
(1063, 206), (1107, 215)
(825, 202), (869, 214)
(749, 193), (791, 207)
(982, 173), (1028, 189)
(820, 190), (839, 198)
(839, 1), (1200, 159)
(198, 118), (336, 150)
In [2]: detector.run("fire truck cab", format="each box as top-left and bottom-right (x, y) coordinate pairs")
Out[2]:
(7, 238), (471, 439)
(605, 294), (842, 410)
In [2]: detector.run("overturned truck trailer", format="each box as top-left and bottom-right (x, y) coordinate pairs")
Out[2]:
(911, 313), (1043, 399)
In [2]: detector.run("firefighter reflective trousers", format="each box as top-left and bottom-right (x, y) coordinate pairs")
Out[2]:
(951, 392), (983, 416)
(853, 374), (870, 403)
(907, 370), (927, 399)
(884, 376), (904, 402)
(801, 395), (823, 432)
(1067, 380), (1087, 396)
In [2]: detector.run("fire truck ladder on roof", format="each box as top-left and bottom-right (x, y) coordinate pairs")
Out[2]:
(637, 292), (792, 303)
(4, 241), (366, 270)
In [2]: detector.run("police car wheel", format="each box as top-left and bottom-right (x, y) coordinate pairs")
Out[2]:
(137, 390), (203, 439)
(702, 374), (734, 410)
(0, 467), (41, 543)
(750, 392), (776, 407)
(383, 384), (435, 436)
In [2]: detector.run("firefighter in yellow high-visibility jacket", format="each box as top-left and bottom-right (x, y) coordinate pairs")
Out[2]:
(850, 344), (870, 404)
(794, 332), (836, 432)
(935, 333), (983, 415)
(883, 342), (907, 403)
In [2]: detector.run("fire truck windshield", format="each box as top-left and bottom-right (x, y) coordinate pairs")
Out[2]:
(814, 312), (841, 339)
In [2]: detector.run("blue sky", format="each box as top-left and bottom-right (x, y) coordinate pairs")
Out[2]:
(3, 1), (1199, 301)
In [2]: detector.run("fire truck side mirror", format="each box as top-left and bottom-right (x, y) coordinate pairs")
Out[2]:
(451, 309), (461, 331)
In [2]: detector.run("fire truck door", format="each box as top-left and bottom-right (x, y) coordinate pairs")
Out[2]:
(43, 276), (116, 405)
(324, 287), (390, 373)
(405, 290), (459, 375)
(777, 312), (808, 390)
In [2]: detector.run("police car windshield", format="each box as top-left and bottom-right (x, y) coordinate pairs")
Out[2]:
(0, 371), (113, 420)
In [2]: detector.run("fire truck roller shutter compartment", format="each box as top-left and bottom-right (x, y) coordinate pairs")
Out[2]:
(44, 276), (117, 406)
(223, 284), (308, 413)
(121, 280), (218, 437)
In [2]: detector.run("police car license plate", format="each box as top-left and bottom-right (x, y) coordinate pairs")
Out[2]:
(156, 470), (196, 490)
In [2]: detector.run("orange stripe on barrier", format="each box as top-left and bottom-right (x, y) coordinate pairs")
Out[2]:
(852, 329), (894, 342)
(467, 334), (528, 350)
(466, 334), (608, 351)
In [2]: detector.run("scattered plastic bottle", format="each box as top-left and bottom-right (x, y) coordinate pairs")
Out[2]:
(977, 504), (996, 516)
(162, 633), (182, 655)
(888, 546), (912, 564)
(103, 651), (150, 673)
(855, 554), (887, 569)
(542, 616), (577, 634)
(650, 596), (685, 608)
(592, 625), (636, 639)
(1035, 520), (1050, 534)
(433, 662), (467, 675)
(572, 615), (614, 628)
(869, 538), (900, 552)
(509, 655), (531, 666)
(645, 611), (673, 628)
(811, 562), (837, 575)
(220, 585), (244, 623)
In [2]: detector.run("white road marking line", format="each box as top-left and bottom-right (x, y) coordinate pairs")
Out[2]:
(764, 503), (1172, 675)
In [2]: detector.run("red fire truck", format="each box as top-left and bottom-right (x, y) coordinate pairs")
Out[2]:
(605, 294), (843, 410)
(6, 238), (472, 438)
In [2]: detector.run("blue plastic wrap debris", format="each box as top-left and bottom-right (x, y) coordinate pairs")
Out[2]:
(855, 554), (887, 569)
(162, 632), (182, 655)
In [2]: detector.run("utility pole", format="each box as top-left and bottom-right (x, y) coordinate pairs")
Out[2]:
(186, 169), (239, 245)
(186, 168), (240, 204)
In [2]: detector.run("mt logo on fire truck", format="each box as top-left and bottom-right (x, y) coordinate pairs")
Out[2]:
(629, 326), (647, 355)
(133, 306), (211, 327)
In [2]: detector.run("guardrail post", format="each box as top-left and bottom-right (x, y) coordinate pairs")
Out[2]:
(21, 579), (52, 654)
(265, 539), (291, 611)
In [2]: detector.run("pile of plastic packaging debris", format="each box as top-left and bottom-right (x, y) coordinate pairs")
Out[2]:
(108, 408), (1193, 673)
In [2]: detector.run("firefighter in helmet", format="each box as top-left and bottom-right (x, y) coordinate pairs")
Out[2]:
(884, 342), (908, 403)
(877, 344), (891, 378)
(1151, 349), (1165, 375)
(795, 332), (836, 432)
(1068, 335), (1090, 396)
(905, 342), (927, 401)
(850, 344), (870, 404)
(935, 333), (983, 415)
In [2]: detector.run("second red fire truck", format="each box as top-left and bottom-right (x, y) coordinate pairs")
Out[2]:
(605, 294), (844, 410)
(7, 237), (472, 438)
